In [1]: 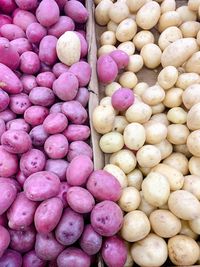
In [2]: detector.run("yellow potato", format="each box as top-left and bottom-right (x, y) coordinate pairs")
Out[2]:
(98, 44), (116, 57)
(136, 1), (161, 30)
(168, 235), (200, 266)
(141, 43), (162, 69)
(161, 0), (176, 13)
(176, 73), (200, 90)
(100, 31), (116, 45)
(187, 130), (200, 157)
(138, 191), (156, 216)
(95, 0), (113, 26)
(112, 115), (129, 133)
(152, 163), (184, 191)
(151, 103), (165, 114)
(133, 30), (155, 51)
(180, 21), (200, 38)
(155, 139), (173, 160)
(158, 26), (183, 51)
(187, 103), (200, 131)
(107, 20), (118, 32)
(125, 102), (152, 123)
(118, 71), (138, 88)
(123, 122), (146, 150)
(142, 84), (165, 105)
(104, 163), (128, 188)
(92, 105), (115, 134)
(116, 18), (137, 42)
(183, 175), (200, 200)
(167, 124), (190, 145)
(161, 38), (199, 67)
(180, 220), (198, 240)
(99, 132), (124, 153)
(150, 210), (181, 238)
(158, 11), (182, 32)
(126, 55), (144, 73)
(126, 0), (147, 13)
(157, 66), (178, 90)
(189, 156), (200, 176)
(174, 144), (192, 158)
(121, 210), (151, 242)
(127, 169), (143, 190)
(144, 121), (167, 144)
(105, 82), (121, 96)
(109, 2), (129, 24)
(133, 82), (149, 96)
(176, 5), (197, 22)
(167, 107), (187, 124)
(163, 87), (183, 108)
(118, 187), (141, 212)
(131, 234), (168, 267)
(117, 41), (135, 55)
(110, 149), (137, 174)
(163, 152), (189, 175)
(188, 0), (200, 11)
(151, 113), (170, 126)
(168, 190), (200, 220)
(189, 217), (200, 235)
(185, 51), (200, 74)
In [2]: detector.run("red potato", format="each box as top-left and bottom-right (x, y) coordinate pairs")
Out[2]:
(24, 171), (60, 201)
(0, 214), (7, 227)
(9, 226), (36, 253)
(62, 101), (88, 124)
(44, 134), (69, 159)
(110, 50), (129, 70)
(13, 9), (37, 30)
(56, 181), (71, 207)
(0, 37), (20, 70)
(40, 62), (51, 72)
(63, 125), (90, 142)
(45, 160), (69, 181)
(111, 88), (135, 111)
(55, 208), (84, 245)
(57, 247), (91, 267)
(29, 125), (49, 147)
(0, 226), (10, 257)
(50, 102), (63, 113)
(91, 201), (123, 236)
(97, 55), (118, 84)
(9, 93), (31, 114)
(80, 224), (102, 255)
(15, 0), (38, 10)
(0, 15), (12, 28)
(16, 171), (27, 186)
(101, 236), (128, 267)
(0, 89), (9, 112)
(0, 146), (18, 177)
(64, 0), (88, 23)
(53, 72), (79, 101)
(69, 62), (91, 87)
(20, 51), (40, 75)
(26, 22), (47, 44)
(34, 197), (63, 234)
(35, 232), (64, 261)
(0, 249), (22, 266)
(55, 0), (67, 9)
(23, 250), (46, 267)
(75, 87), (89, 107)
(66, 155), (93, 186)
(6, 118), (31, 132)
(52, 63), (69, 78)
(36, 0), (60, 27)
(10, 38), (32, 56)
(43, 113), (68, 134)
(0, 63), (23, 94)
(7, 192), (37, 230)
(36, 72), (56, 88)
(76, 32), (88, 58)
(21, 75), (37, 94)
(87, 170), (122, 202)
(0, 177), (21, 193)
(1, 129), (32, 154)
(48, 16), (75, 38)
(67, 141), (93, 162)
(20, 149), (46, 177)
(0, 0), (16, 14)
(24, 106), (49, 126)
(29, 87), (55, 107)
(67, 186), (95, 213)
(0, 119), (6, 139)
(0, 24), (25, 40)
(0, 108), (16, 122)
(0, 181), (17, 215)
(39, 35), (58, 66)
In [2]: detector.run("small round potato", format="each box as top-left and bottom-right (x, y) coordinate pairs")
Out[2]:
(176, 5), (197, 22)
(121, 210), (151, 242)
(108, 2), (129, 24)
(189, 217), (200, 235)
(168, 235), (200, 266)
(142, 85), (165, 105)
(131, 233), (168, 267)
(183, 84), (200, 110)
(142, 172), (170, 207)
(125, 102), (152, 123)
(157, 66), (178, 90)
(104, 164), (128, 188)
(174, 144), (192, 158)
(95, 0), (113, 26)
(116, 18), (137, 42)
(105, 82), (121, 96)
(118, 71), (138, 89)
(180, 21), (200, 38)
(110, 149), (136, 174)
(123, 123), (146, 150)
(176, 73), (200, 90)
(183, 175), (200, 200)
(107, 20), (118, 32)
(161, 0), (176, 13)
(100, 31), (116, 45)
(112, 116), (128, 133)
(163, 87), (183, 108)
(126, 0), (147, 13)
(138, 191), (157, 216)
(98, 44), (116, 57)
(155, 139), (173, 160)
(141, 44), (162, 69)
(151, 113), (170, 126)
(133, 30), (155, 51)
(134, 82), (149, 96)
(163, 152), (189, 175)
(158, 26), (183, 51)
(150, 209), (181, 238)
(158, 11), (182, 32)
(99, 132), (124, 153)
(180, 220), (198, 240)
(118, 187), (141, 212)
(187, 130), (200, 157)
(167, 124), (190, 145)
(189, 157), (200, 176)
(144, 121), (167, 144)
(127, 169), (143, 190)
(152, 103), (165, 114)
(126, 55), (144, 73)
(187, 103), (200, 131)
(185, 51), (200, 74)
(117, 41), (135, 55)
(167, 107), (187, 124)
(137, 145), (162, 168)
(100, 96), (113, 108)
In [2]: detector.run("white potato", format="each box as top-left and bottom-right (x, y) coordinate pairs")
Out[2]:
(163, 87), (183, 108)
(100, 96), (112, 107)
(95, 0), (113, 26)
(151, 103), (165, 114)
(100, 31), (116, 45)
(126, 55), (144, 73)
(176, 5), (197, 22)
(144, 121), (167, 144)
(109, 2), (129, 23)
(157, 66), (178, 90)
(167, 124), (190, 145)
(117, 41), (135, 55)
(112, 115), (129, 133)
(134, 82), (149, 96)
(167, 107), (187, 124)
(155, 139), (173, 160)
(161, 0), (176, 13)
(110, 149), (136, 174)
(189, 217), (200, 235)
(105, 82), (121, 96)
(189, 157), (200, 176)
(176, 73), (200, 90)
(116, 18), (137, 42)
(118, 187), (141, 212)
(104, 164), (128, 188)
(187, 103), (200, 130)
(125, 102), (152, 123)
(119, 71), (138, 88)
(151, 113), (170, 126)
(107, 20), (118, 32)
(98, 44), (116, 56)
(188, 0), (200, 11)
(185, 51), (200, 74)
(197, 30), (200, 45)
(123, 122), (146, 150)
(180, 21), (200, 38)
(142, 84), (165, 105)
(141, 44), (162, 69)
(127, 0), (147, 13)
(133, 30), (155, 51)
(182, 83), (200, 109)
(163, 152), (189, 175)
(138, 191), (156, 216)
(187, 130), (200, 157)
(158, 11), (182, 32)
(183, 175), (200, 200)
(99, 132), (124, 153)
(158, 26), (183, 51)
(127, 169), (143, 190)
(137, 145), (161, 168)
(174, 144), (192, 158)
(180, 220), (198, 240)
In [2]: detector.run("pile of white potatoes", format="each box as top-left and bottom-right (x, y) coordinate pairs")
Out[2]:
(93, 0), (200, 266)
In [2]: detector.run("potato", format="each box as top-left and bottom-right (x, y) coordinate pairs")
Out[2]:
(56, 31), (81, 66)
(100, 31), (116, 45)
(139, 166), (152, 176)
(163, 87), (183, 108)
(189, 217), (200, 235)
(104, 164), (128, 188)
(167, 107), (187, 124)
(109, 2), (129, 23)
(163, 152), (189, 175)
(176, 73), (200, 90)
(29, 87), (55, 107)
(125, 102), (152, 123)
(168, 235), (200, 266)
(131, 234), (168, 267)
(64, 1), (88, 23)
(167, 124), (190, 145)
(144, 121), (167, 144)
(151, 103), (164, 115)
(126, 54), (143, 73)
(141, 44), (162, 69)
(110, 149), (136, 174)
(44, 134), (69, 159)
(121, 210), (150, 242)
(180, 220), (198, 240)
(185, 51), (200, 74)
(180, 21), (200, 38)
(197, 30), (200, 46)
(100, 132), (124, 153)
(155, 139), (173, 160)
(187, 130), (200, 157)
(189, 157), (200, 176)
(157, 66), (178, 90)
(174, 144), (192, 158)
(142, 85), (165, 105)
(161, 38), (199, 67)
(57, 248), (90, 267)
(0, 182), (17, 215)
(152, 163), (184, 191)
(158, 26), (183, 51)
(95, 0), (113, 26)
(151, 113), (169, 126)
(137, 145), (162, 168)
(118, 187), (141, 212)
(117, 41), (135, 55)
(133, 30), (154, 51)
(97, 54), (118, 83)
(158, 11), (182, 32)
(107, 20), (118, 32)
(105, 82), (121, 96)
(134, 82), (148, 96)
(183, 175), (200, 200)
(36, 0), (59, 27)
(150, 210), (181, 238)
(187, 103), (200, 131)
(176, 5), (197, 22)
(138, 191), (156, 216)
(136, 1), (161, 30)
(110, 50), (129, 70)
(142, 172), (170, 207)
(161, 0), (176, 13)
(127, 169), (143, 190)
(183, 84), (200, 110)
(112, 116), (129, 133)
(188, 0), (200, 11)
(118, 71), (138, 88)
(168, 190), (200, 220)
(98, 44), (116, 56)
(126, 0), (146, 13)
(123, 122), (146, 150)
(115, 18), (137, 42)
